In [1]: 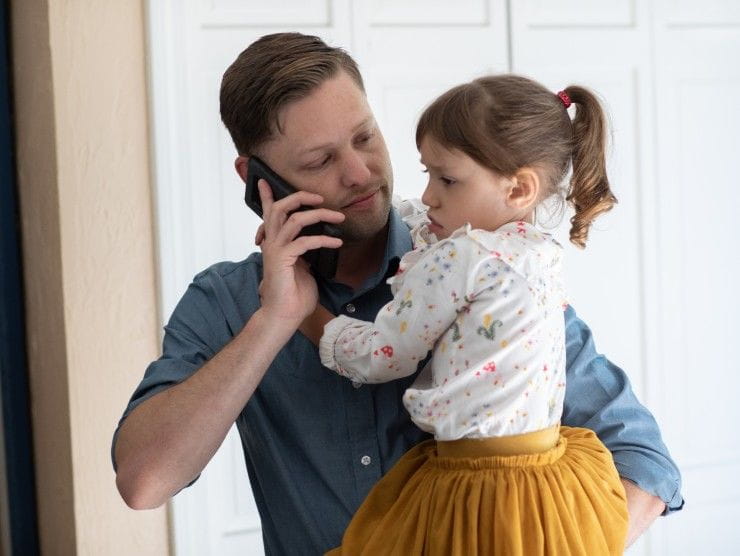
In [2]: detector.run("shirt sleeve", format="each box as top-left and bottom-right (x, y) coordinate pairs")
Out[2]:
(562, 305), (684, 514)
(111, 267), (242, 472)
(320, 242), (469, 383)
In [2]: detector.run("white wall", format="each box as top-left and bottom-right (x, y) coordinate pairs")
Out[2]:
(146, 1), (740, 554)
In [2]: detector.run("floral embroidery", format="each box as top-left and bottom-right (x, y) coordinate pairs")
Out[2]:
(373, 345), (394, 358)
(323, 217), (567, 441)
(451, 322), (462, 342)
(477, 314), (503, 340)
(396, 291), (413, 315)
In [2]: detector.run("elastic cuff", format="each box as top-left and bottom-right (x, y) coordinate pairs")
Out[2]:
(319, 314), (356, 371)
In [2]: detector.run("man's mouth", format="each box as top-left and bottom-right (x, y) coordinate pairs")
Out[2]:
(343, 189), (378, 208)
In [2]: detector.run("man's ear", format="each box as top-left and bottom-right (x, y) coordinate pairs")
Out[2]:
(235, 155), (249, 182)
(507, 168), (540, 210)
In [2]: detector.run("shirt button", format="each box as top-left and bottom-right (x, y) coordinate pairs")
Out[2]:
(360, 455), (372, 466)
(345, 303), (356, 313)
(352, 381), (362, 389)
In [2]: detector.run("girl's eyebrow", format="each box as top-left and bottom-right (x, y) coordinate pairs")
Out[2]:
(419, 158), (444, 171)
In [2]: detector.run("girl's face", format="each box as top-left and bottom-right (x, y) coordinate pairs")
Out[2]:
(419, 136), (518, 239)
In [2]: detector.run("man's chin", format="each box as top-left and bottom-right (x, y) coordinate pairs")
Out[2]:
(339, 195), (391, 242)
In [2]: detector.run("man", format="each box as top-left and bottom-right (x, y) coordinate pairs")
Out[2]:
(113, 33), (683, 554)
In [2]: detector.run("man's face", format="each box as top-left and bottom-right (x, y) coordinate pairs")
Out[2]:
(255, 71), (394, 242)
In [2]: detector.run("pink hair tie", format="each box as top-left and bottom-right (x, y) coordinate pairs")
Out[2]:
(557, 90), (572, 108)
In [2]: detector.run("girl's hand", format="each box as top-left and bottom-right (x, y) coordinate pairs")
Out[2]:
(255, 179), (344, 326)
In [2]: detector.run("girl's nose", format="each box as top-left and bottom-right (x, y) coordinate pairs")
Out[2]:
(421, 182), (437, 207)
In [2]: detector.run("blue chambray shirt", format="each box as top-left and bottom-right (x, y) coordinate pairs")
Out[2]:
(113, 207), (683, 555)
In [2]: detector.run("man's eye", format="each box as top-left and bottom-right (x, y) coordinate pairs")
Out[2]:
(308, 155), (331, 169)
(356, 132), (374, 145)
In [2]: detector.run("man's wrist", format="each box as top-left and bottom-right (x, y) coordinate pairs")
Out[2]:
(250, 307), (303, 339)
(621, 478), (665, 548)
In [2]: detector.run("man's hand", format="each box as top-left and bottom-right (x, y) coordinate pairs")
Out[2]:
(114, 179), (345, 510)
(621, 478), (666, 548)
(256, 179), (344, 325)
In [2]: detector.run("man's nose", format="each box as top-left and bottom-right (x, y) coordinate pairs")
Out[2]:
(340, 149), (372, 187)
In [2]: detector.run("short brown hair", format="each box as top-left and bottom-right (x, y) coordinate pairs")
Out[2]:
(416, 75), (616, 248)
(220, 33), (364, 156)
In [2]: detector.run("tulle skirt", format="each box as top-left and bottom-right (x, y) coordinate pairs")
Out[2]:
(327, 426), (628, 555)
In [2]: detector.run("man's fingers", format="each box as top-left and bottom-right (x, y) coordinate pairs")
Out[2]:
(275, 190), (324, 209)
(260, 182), (331, 239)
(255, 223), (266, 246)
(286, 235), (343, 257)
(257, 179), (274, 215)
(274, 208), (346, 245)
(267, 190), (326, 224)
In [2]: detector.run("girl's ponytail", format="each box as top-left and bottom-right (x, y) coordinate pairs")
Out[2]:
(563, 86), (617, 248)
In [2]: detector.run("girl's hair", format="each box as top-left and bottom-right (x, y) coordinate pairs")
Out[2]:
(415, 75), (616, 248)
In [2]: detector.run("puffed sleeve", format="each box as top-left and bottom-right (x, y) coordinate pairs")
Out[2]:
(320, 238), (471, 383)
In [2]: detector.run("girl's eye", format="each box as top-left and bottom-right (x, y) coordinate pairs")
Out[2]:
(440, 176), (455, 186)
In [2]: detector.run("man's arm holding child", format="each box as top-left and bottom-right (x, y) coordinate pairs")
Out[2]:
(562, 305), (683, 547)
(298, 256), (682, 546)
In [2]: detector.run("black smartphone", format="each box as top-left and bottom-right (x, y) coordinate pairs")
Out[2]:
(245, 156), (341, 279)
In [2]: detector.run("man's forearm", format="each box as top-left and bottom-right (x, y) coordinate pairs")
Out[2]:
(562, 306), (683, 528)
(621, 478), (666, 548)
(115, 308), (297, 509)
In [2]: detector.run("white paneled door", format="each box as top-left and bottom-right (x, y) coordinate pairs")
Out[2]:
(146, 1), (740, 554)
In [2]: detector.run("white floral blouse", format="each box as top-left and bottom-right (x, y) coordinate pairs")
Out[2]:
(319, 201), (568, 440)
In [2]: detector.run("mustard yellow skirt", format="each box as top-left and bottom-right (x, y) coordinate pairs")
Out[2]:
(327, 426), (628, 556)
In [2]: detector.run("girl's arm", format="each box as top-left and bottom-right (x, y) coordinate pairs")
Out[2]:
(298, 304), (335, 345)
(319, 241), (469, 384)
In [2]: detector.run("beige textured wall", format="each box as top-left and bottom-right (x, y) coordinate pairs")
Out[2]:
(11, 1), (170, 554)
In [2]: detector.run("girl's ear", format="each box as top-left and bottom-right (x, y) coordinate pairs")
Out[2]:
(506, 168), (540, 210)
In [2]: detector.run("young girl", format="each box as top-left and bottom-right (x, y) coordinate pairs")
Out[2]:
(310, 75), (628, 555)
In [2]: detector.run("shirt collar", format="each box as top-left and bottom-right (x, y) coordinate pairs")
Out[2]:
(357, 206), (412, 293)
(321, 206), (412, 300)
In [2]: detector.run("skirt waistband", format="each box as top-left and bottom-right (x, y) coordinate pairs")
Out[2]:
(436, 425), (560, 458)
